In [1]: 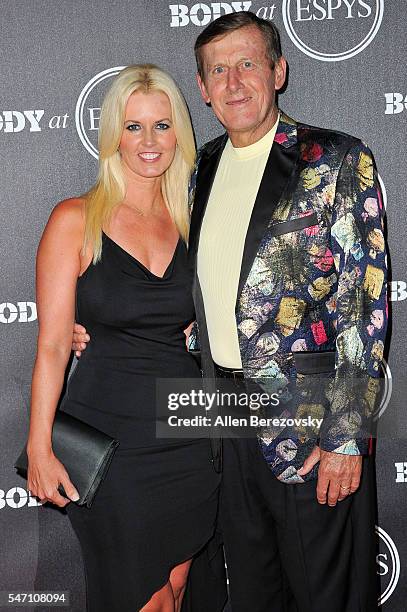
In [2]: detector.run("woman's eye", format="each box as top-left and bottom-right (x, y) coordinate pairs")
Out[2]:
(126, 123), (141, 131)
(156, 123), (170, 130)
(243, 61), (253, 68)
(213, 66), (224, 74)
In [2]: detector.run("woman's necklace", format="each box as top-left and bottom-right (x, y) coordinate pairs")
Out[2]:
(123, 195), (162, 218)
(131, 204), (146, 217)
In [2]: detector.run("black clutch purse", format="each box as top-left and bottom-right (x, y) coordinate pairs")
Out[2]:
(14, 411), (119, 508)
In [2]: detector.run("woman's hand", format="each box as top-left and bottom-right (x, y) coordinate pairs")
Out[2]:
(72, 323), (90, 358)
(184, 322), (194, 349)
(27, 448), (80, 508)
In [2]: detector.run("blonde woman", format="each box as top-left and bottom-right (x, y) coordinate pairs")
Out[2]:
(26, 65), (220, 612)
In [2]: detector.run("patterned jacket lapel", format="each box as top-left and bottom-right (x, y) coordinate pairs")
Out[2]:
(236, 113), (300, 302)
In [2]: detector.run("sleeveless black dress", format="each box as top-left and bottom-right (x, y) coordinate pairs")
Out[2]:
(61, 232), (220, 611)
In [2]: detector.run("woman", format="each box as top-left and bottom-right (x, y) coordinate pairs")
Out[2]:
(27, 64), (221, 612)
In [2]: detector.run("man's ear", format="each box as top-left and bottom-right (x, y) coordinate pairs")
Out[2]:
(197, 73), (211, 104)
(274, 56), (287, 91)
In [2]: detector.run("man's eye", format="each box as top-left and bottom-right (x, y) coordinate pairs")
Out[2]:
(213, 66), (224, 74)
(126, 124), (141, 131)
(242, 61), (253, 69)
(156, 123), (170, 130)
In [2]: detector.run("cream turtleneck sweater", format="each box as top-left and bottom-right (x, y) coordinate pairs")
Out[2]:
(197, 117), (279, 368)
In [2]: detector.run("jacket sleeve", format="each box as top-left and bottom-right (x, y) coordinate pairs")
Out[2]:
(318, 140), (388, 455)
(187, 150), (202, 353)
(188, 147), (204, 216)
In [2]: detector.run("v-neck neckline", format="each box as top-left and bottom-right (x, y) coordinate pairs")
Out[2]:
(102, 232), (180, 280)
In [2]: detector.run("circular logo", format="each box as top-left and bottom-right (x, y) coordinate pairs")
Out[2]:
(378, 174), (387, 209)
(75, 66), (126, 159)
(376, 525), (400, 605)
(282, 0), (384, 62)
(373, 358), (392, 421)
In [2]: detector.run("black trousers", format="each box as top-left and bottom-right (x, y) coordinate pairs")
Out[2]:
(219, 437), (378, 612)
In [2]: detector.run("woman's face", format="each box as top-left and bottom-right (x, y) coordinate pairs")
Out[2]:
(119, 90), (177, 181)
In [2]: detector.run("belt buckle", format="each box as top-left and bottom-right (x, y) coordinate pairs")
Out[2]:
(228, 369), (244, 388)
(215, 364), (243, 382)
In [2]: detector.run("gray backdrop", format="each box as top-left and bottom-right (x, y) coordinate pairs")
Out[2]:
(1, 1), (405, 610)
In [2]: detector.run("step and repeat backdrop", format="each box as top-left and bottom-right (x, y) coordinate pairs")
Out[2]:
(1, 1), (406, 610)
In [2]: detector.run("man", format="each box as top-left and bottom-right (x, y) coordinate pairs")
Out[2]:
(74, 12), (387, 611)
(187, 12), (386, 611)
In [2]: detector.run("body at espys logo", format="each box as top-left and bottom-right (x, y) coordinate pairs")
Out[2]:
(75, 67), (126, 159)
(385, 93), (407, 115)
(376, 525), (400, 605)
(390, 281), (407, 302)
(0, 487), (42, 509)
(282, 0), (384, 61)
(373, 358), (392, 421)
(378, 174), (386, 210)
(0, 302), (37, 324)
(0, 110), (69, 133)
(169, 2), (254, 26)
(395, 462), (407, 483)
(0, 110), (44, 133)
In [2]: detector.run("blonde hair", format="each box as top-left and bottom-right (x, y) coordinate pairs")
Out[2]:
(83, 64), (196, 262)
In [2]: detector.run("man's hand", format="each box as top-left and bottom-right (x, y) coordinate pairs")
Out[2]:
(72, 323), (90, 358)
(298, 446), (362, 507)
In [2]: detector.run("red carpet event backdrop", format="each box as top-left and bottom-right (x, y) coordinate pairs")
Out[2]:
(1, 1), (405, 610)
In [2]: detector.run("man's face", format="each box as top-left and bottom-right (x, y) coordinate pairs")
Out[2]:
(197, 25), (286, 147)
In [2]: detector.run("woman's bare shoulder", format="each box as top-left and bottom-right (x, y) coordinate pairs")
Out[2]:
(51, 197), (85, 222)
(46, 197), (86, 234)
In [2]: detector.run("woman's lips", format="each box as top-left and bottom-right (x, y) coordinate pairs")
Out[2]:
(138, 152), (161, 161)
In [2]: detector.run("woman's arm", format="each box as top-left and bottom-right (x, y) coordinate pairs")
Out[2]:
(27, 198), (87, 507)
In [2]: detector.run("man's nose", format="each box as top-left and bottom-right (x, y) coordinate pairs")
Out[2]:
(227, 67), (243, 92)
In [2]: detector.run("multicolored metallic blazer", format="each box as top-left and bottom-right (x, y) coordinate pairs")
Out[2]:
(188, 112), (388, 483)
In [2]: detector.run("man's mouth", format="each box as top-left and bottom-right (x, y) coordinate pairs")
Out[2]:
(138, 152), (161, 161)
(226, 97), (252, 106)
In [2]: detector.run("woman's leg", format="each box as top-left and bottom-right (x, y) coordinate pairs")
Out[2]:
(169, 559), (192, 612)
(139, 558), (192, 612)
(140, 581), (175, 612)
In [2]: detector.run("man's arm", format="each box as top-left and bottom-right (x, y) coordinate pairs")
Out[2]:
(299, 140), (388, 504)
(321, 140), (388, 453)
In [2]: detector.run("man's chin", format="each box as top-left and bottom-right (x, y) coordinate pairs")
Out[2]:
(224, 123), (261, 140)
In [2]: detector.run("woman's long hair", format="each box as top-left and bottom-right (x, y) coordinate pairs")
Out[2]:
(83, 64), (196, 263)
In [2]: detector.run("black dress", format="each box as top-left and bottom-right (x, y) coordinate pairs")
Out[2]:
(61, 232), (220, 611)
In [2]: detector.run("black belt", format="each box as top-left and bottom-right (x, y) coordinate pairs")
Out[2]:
(214, 363), (245, 381)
